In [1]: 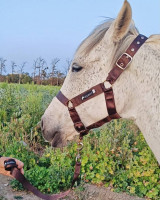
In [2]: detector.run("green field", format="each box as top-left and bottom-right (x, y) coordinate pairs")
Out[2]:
(0, 83), (160, 199)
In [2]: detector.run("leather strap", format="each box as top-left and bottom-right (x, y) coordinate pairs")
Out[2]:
(68, 107), (87, 134)
(86, 116), (111, 130)
(56, 84), (104, 108)
(56, 91), (68, 106)
(70, 84), (103, 107)
(107, 34), (148, 84)
(100, 84), (120, 119)
(11, 167), (70, 200)
(71, 162), (81, 187)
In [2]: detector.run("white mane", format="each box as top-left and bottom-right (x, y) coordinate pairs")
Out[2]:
(78, 19), (139, 55)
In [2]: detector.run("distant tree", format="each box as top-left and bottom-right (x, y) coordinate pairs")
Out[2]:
(0, 58), (6, 75)
(11, 61), (17, 83)
(33, 57), (47, 84)
(64, 58), (72, 76)
(21, 72), (32, 84)
(7, 74), (19, 83)
(18, 62), (26, 84)
(33, 60), (37, 82)
(19, 62), (26, 74)
(55, 70), (65, 86)
(11, 61), (16, 74)
(0, 58), (6, 82)
(41, 66), (48, 83)
(50, 58), (60, 85)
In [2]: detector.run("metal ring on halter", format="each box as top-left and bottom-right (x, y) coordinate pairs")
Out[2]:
(67, 100), (74, 109)
(103, 80), (112, 90)
(77, 142), (83, 151)
(76, 154), (81, 162)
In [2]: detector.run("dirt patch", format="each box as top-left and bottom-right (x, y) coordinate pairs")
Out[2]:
(67, 184), (147, 200)
(0, 174), (146, 200)
(0, 174), (40, 200)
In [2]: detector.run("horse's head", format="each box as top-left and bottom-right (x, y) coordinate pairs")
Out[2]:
(41, 0), (139, 147)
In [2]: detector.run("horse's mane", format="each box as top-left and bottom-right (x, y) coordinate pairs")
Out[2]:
(77, 19), (139, 55)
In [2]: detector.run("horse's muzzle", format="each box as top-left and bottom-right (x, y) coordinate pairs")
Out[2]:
(41, 117), (65, 147)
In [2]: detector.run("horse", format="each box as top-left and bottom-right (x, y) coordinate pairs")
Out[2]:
(41, 0), (160, 165)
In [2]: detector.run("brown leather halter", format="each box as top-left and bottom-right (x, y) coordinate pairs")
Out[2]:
(57, 34), (148, 139)
(4, 34), (148, 200)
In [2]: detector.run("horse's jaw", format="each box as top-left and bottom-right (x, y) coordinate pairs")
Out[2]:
(41, 97), (79, 147)
(50, 131), (78, 148)
(51, 134), (66, 148)
(42, 127), (74, 148)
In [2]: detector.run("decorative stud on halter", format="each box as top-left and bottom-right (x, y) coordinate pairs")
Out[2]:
(81, 89), (96, 100)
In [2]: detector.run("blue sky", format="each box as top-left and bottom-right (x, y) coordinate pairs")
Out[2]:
(0, 0), (159, 74)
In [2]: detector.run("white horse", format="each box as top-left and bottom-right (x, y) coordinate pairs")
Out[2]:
(41, 0), (160, 164)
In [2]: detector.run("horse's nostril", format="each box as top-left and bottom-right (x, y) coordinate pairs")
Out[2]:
(41, 119), (45, 131)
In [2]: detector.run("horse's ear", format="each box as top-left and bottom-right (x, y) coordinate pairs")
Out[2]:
(112, 0), (132, 42)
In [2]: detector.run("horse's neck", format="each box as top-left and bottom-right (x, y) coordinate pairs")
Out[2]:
(114, 37), (160, 164)
(131, 40), (160, 124)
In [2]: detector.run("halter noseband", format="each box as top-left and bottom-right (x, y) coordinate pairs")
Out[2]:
(56, 34), (148, 139)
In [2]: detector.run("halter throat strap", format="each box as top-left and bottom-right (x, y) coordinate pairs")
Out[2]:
(56, 34), (148, 138)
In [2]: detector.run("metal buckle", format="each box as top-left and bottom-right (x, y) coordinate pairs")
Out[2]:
(116, 53), (133, 70)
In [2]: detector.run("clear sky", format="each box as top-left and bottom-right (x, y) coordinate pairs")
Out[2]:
(0, 0), (159, 74)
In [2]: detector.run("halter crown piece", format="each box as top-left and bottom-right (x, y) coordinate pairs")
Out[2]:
(5, 34), (148, 200)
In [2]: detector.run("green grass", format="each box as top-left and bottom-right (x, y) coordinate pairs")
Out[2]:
(0, 83), (160, 199)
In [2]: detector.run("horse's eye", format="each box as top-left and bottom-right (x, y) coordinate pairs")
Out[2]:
(72, 64), (83, 72)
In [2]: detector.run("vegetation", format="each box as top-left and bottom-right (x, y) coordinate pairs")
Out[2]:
(0, 57), (70, 85)
(0, 83), (160, 199)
